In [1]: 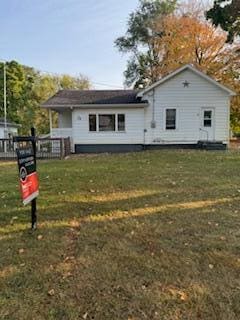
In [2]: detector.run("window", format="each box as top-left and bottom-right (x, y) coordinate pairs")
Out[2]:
(89, 114), (96, 131)
(204, 110), (212, 127)
(99, 114), (116, 131)
(118, 114), (125, 131)
(166, 109), (176, 130)
(89, 113), (126, 132)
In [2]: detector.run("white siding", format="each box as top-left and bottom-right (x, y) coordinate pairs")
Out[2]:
(0, 126), (18, 138)
(58, 111), (72, 128)
(72, 108), (145, 145)
(143, 69), (230, 144)
(0, 128), (4, 139)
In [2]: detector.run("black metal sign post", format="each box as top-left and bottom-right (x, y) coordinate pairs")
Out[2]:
(31, 127), (37, 229)
(14, 127), (39, 230)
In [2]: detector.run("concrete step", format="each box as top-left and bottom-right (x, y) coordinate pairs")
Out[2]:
(197, 141), (226, 150)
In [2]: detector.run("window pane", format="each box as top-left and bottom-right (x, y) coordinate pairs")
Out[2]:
(118, 114), (125, 131)
(99, 114), (115, 131)
(204, 119), (212, 127)
(204, 111), (212, 119)
(89, 114), (96, 131)
(166, 109), (176, 130)
(204, 111), (212, 127)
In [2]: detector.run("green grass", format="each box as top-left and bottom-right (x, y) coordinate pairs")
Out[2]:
(1, 150), (240, 320)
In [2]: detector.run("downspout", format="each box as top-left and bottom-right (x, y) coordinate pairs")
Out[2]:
(151, 88), (156, 143)
(152, 88), (156, 126)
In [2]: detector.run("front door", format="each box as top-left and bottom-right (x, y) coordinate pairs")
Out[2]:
(200, 108), (214, 141)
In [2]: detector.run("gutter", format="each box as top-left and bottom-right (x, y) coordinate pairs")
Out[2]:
(41, 103), (149, 109)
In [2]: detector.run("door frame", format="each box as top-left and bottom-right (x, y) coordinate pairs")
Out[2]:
(200, 107), (215, 141)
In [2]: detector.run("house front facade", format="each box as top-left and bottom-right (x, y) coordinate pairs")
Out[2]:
(42, 65), (235, 153)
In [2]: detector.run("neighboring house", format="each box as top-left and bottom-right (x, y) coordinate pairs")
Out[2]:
(0, 118), (19, 139)
(42, 64), (236, 153)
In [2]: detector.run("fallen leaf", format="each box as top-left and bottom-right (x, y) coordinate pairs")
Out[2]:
(180, 291), (188, 301)
(83, 312), (88, 319)
(48, 289), (55, 296)
(209, 264), (214, 269)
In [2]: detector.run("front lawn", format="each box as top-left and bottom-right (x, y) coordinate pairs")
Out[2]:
(0, 150), (240, 319)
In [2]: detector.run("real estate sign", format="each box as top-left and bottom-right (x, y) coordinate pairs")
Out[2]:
(16, 145), (39, 205)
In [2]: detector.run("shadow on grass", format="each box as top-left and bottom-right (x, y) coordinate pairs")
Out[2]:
(0, 194), (240, 319)
(0, 192), (237, 235)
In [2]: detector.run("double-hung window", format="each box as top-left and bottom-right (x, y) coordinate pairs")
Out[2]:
(117, 114), (125, 131)
(166, 109), (176, 130)
(203, 110), (212, 127)
(89, 114), (97, 131)
(89, 114), (125, 132)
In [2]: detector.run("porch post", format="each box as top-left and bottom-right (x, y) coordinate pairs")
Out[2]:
(49, 109), (52, 136)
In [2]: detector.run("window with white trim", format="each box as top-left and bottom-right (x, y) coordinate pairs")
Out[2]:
(89, 114), (125, 132)
(89, 114), (97, 131)
(118, 114), (125, 131)
(166, 109), (176, 130)
(203, 110), (212, 127)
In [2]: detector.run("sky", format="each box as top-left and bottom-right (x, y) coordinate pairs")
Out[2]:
(0, 0), (211, 89)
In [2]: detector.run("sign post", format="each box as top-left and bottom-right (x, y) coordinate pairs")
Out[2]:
(14, 127), (39, 230)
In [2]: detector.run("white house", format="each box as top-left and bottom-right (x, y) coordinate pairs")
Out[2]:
(42, 65), (236, 153)
(0, 118), (19, 139)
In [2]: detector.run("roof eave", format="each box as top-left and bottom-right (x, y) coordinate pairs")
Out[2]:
(42, 103), (148, 110)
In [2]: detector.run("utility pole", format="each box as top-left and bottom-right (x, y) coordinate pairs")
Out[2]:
(0, 59), (7, 136)
(3, 62), (7, 136)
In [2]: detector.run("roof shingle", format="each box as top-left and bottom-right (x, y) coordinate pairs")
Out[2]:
(42, 90), (146, 107)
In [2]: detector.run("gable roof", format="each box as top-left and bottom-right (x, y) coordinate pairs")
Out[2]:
(137, 64), (236, 97)
(42, 90), (147, 108)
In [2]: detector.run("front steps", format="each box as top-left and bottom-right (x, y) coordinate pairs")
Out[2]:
(197, 141), (227, 150)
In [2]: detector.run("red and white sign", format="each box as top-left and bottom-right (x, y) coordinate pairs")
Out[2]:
(20, 171), (39, 205)
(16, 147), (39, 205)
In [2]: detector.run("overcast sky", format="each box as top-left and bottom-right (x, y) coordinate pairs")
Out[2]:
(0, 0), (212, 89)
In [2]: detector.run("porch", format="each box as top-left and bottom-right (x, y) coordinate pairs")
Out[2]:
(51, 128), (74, 152)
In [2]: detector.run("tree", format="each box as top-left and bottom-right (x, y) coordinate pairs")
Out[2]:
(206, 0), (240, 42)
(153, 13), (240, 133)
(154, 15), (229, 77)
(115, 0), (178, 87)
(0, 61), (35, 127)
(33, 73), (90, 134)
(0, 61), (91, 134)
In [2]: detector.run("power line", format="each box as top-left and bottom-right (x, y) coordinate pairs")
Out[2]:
(0, 58), (125, 89)
(39, 69), (124, 89)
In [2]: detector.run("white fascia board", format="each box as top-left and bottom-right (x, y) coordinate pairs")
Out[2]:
(42, 103), (148, 109)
